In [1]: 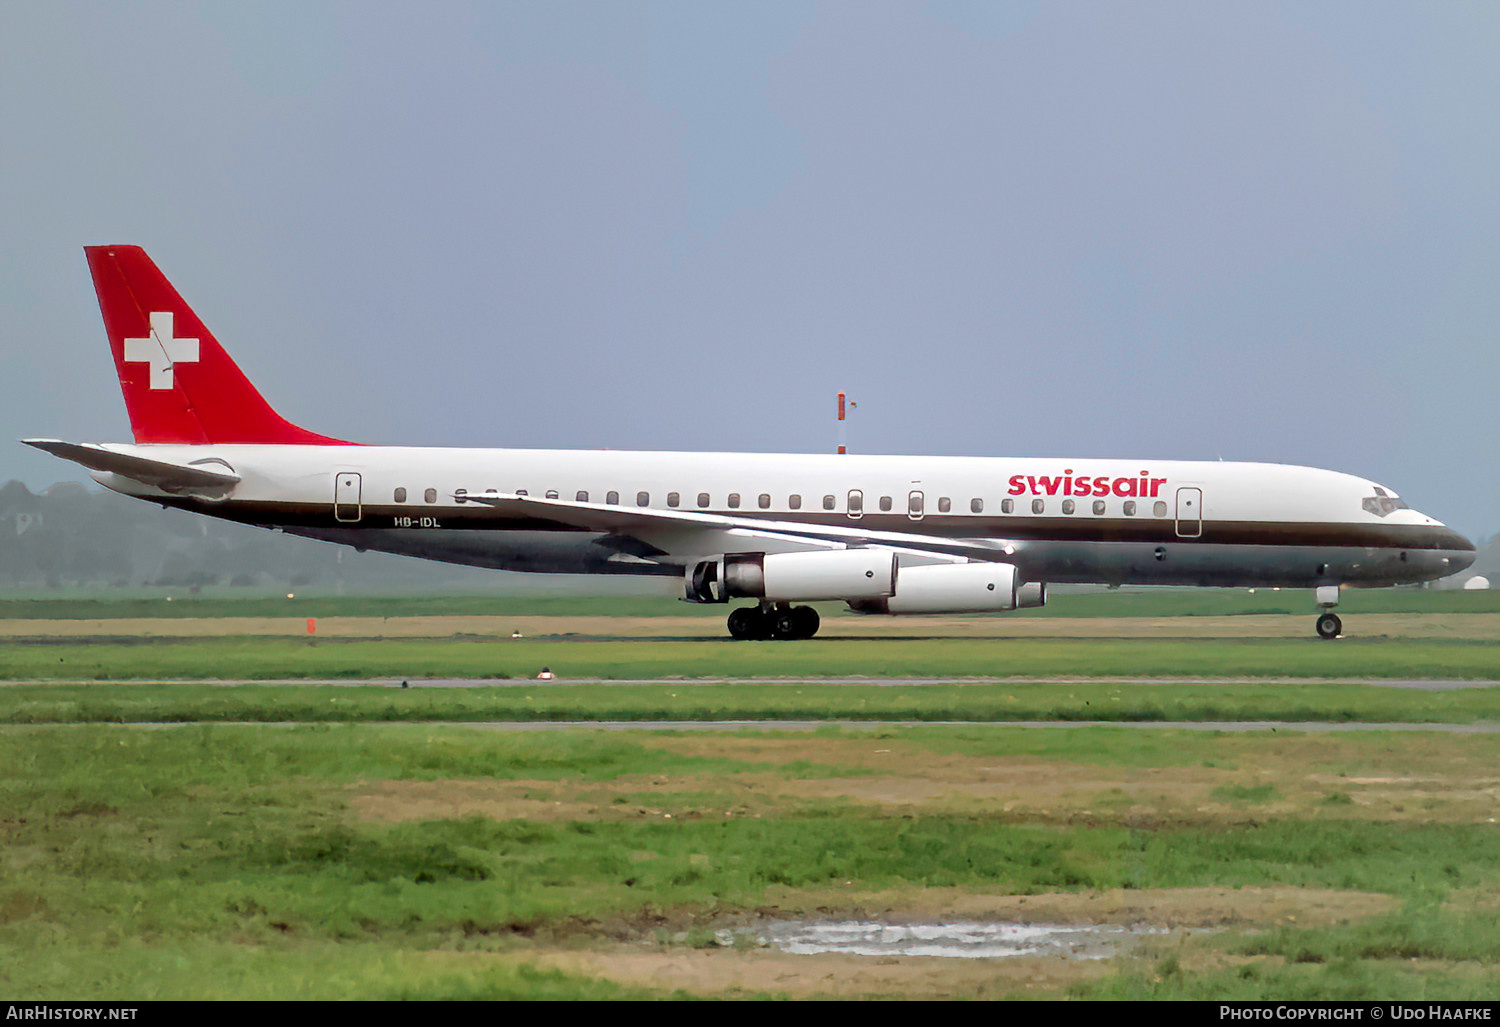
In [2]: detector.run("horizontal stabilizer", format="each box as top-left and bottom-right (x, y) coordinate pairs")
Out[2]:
(22, 439), (240, 493)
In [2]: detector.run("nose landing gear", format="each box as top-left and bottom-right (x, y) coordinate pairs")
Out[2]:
(1314, 584), (1342, 639)
(727, 603), (820, 640)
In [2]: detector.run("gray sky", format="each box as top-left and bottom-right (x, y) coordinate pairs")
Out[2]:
(4, 1), (1497, 538)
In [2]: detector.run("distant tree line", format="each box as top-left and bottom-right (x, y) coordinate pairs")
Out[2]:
(0, 480), (506, 590)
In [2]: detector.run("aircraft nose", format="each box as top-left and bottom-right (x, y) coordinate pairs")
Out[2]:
(1449, 546), (1477, 574)
(1437, 526), (1477, 575)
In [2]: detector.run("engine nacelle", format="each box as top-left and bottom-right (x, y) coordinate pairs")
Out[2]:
(685, 549), (897, 603)
(848, 562), (1021, 614)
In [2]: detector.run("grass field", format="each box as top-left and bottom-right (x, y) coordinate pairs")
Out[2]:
(2, 590), (1497, 999)
(3, 679), (1499, 725)
(5, 633), (1500, 681)
(3, 724), (1498, 999)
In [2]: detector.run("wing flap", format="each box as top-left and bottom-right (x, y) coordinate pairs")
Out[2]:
(456, 491), (1013, 562)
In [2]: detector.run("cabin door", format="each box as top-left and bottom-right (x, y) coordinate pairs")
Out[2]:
(334, 472), (363, 523)
(1174, 487), (1202, 538)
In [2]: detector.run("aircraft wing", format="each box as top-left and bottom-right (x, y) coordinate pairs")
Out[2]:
(21, 439), (241, 493)
(455, 491), (1015, 563)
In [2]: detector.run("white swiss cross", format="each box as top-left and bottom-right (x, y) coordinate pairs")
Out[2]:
(123, 312), (199, 390)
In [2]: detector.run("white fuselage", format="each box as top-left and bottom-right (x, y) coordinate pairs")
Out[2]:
(91, 444), (1475, 590)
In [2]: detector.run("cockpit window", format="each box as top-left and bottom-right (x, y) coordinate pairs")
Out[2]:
(1362, 487), (1409, 517)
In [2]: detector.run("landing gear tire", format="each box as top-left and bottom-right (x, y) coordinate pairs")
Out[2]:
(728, 606), (772, 641)
(1315, 612), (1342, 639)
(774, 605), (820, 641)
(728, 605), (819, 640)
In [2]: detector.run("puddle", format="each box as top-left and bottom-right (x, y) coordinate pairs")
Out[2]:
(741, 920), (1165, 960)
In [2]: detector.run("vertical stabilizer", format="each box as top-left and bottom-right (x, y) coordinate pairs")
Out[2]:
(84, 246), (353, 445)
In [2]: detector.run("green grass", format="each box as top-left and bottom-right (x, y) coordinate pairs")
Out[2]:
(3, 679), (1499, 724)
(1236, 906), (1500, 964)
(1211, 783), (1284, 803)
(4, 725), (1500, 999)
(7, 634), (1500, 681)
(1069, 904), (1500, 1001)
(0, 592), (703, 620)
(0, 942), (654, 1001)
(2, 586), (1496, 620)
(1069, 956), (1498, 1001)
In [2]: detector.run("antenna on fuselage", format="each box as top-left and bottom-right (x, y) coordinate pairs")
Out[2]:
(837, 391), (855, 454)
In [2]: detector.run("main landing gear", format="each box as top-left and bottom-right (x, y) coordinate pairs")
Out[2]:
(727, 603), (821, 641)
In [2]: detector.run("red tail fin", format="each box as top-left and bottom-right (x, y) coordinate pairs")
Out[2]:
(85, 246), (353, 445)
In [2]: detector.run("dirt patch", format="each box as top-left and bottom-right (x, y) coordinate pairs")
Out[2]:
(636, 732), (1500, 824)
(343, 762), (1206, 826)
(347, 726), (1500, 826)
(347, 778), (673, 823)
(528, 944), (1114, 998)
(517, 885), (1389, 998)
(347, 774), (813, 823)
(741, 885), (1393, 928)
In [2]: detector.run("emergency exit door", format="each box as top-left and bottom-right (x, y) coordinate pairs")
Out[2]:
(334, 472), (362, 523)
(1175, 487), (1202, 538)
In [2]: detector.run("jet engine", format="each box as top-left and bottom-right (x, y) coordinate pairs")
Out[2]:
(685, 549), (896, 603)
(847, 561), (1020, 614)
(686, 550), (1045, 616)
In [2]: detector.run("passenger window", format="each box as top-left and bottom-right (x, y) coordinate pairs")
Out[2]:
(728, 493), (741, 509)
(697, 492), (710, 508)
(667, 492), (680, 507)
(879, 495), (893, 512)
(1032, 499), (1044, 514)
(823, 495), (836, 510)
(1062, 499), (1076, 515)
(1092, 500), (1106, 515)
(515, 489), (528, 496)
(970, 498), (984, 514)
(758, 493), (771, 509)
(577, 490), (589, 503)
(636, 491), (650, 507)
(1123, 500), (1136, 516)
(1001, 498), (1014, 514)
(545, 490), (559, 499)
(606, 491), (619, 505)
(1153, 501), (1168, 517)
(394, 487), (407, 503)
(423, 488), (437, 504)
(938, 497), (951, 513)
(788, 494), (802, 510)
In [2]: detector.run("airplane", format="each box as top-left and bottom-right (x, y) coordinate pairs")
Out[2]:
(23, 246), (1476, 641)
